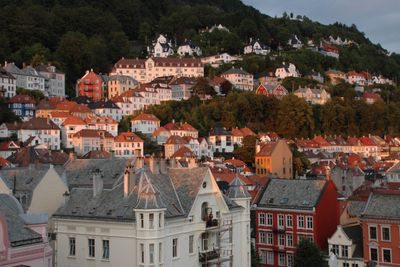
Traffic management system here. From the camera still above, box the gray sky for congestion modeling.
[243,0,400,53]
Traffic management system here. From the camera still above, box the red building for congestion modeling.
[76,69,103,101]
[361,192,400,266]
[254,178,339,267]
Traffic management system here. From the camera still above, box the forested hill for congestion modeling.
[1,0,399,96]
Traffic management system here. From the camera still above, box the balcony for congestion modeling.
[199,249,220,263]
[273,226,286,233]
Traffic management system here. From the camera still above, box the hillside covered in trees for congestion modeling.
[1,0,400,96]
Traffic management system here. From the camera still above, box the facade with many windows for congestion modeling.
[53,160,251,267]
[361,192,400,266]
[255,179,339,267]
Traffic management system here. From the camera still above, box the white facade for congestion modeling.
[0,68,16,98]
[60,121,87,149]
[177,43,202,57]
[275,63,300,79]
[4,63,45,92]
[209,134,234,154]
[131,118,160,135]
[148,34,174,58]
[37,65,65,97]
[243,40,270,55]
[201,53,240,68]
[221,68,254,91]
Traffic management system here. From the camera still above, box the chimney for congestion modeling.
[92,168,103,197]
[110,150,115,159]
[124,164,135,198]
[159,158,167,174]
[135,157,144,169]
[188,157,197,169]
[63,191,70,205]
[148,156,160,174]
[69,152,76,161]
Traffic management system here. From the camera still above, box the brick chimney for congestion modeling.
[148,156,160,174]
[92,168,103,197]
[124,164,135,198]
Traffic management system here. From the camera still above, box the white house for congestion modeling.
[221,67,254,91]
[131,113,161,135]
[89,99,122,122]
[36,64,66,97]
[177,40,202,57]
[0,122,20,139]
[148,34,174,58]
[4,62,45,92]
[52,160,251,267]
[243,39,270,55]
[328,225,364,267]
[19,117,61,150]
[287,35,303,49]
[113,132,144,158]
[84,116,118,137]
[275,62,300,79]
[60,116,87,149]
[201,53,241,68]
[0,67,16,98]
[208,126,234,154]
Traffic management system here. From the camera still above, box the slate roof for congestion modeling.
[89,99,120,110]
[80,150,111,159]
[9,94,36,104]
[227,175,251,199]
[361,192,400,220]
[342,225,363,258]
[0,194,43,247]
[222,67,251,76]
[21,118,59,130]
[256,179,327,210]
[64,158,132,190]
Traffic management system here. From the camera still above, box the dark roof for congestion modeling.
[256,179,327,210]
[72,96,94,105]
[222,67,251,76]
[80,150,111,159]
[0,67,15,80]
[7,147,68,167]
[0,194,43,247]
[361,192,400,220]
[89,99,120,110]
[21,118,59,130]
[209,125,231,136]
[227,175,251,199]
[342,225,363,258]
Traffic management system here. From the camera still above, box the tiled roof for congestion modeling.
[132,113,160,122]
[114,132,143,143]
[61,116,86,126]
[73,129,113,139]
[9,94,35,104]
[362,192,400,220]
[115,58,146,68]
[256,179,328,210]
[84,116,117,124]
[165,135,188,145]
[21,117,60,130]
[256,141,279,157]
[89,99,120,110]
[7,147,68,167]
[171,146,195,158]
[222,67,251,76]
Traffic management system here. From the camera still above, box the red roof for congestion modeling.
[21,117,60,130]
[61,116,86,126]
[9,94,35,104]
[313,135,331,147]
[114,132,143,142]
[224,158,246,167]
[0,157,12,168]
[165,135,188,145]
[0,141,19,151]
[358,136,377,146]
[73,129,113,138]
[171,146,195,158]
[84,116,117,125]
[255,84,270,96]
[132,113,160,122]
[363,92,382,101]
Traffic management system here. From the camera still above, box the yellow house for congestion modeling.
[255,139,293,179]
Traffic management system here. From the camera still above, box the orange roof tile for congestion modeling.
[132,113,160,122]
[61,116,86,126]
[171,146,195,158]
[114,132,143,142]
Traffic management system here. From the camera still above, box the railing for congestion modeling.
[199,249,220,263]
[206,218,219,228]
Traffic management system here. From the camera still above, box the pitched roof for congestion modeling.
[342,225,363,258]
[361,192,400,220]
[84,116,117,125]
[89,99,120,110]
[61,116,86,126]
[114,132,143,143]
[73,129,113,139]
[7,147,68,167]
[256,179,328,210]
[165,135,188,145]
[80,150,111,159]
[132,113,160,122]
[256,141,279,157]
[222,67,251,76]
[171,146,195,158]
[21,117,60,130]
[9,94,36,104]
[227,175,251,199]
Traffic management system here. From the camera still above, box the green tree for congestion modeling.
[294,239,327,267]
[290,144,310,177]
[233,135,257,166]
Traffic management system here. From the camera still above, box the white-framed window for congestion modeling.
[88,238,95,258]
[69,237,76,256]
[306,216,313,229]
[382,248,391,263]
[172,238,178,258]
[370,247,378,262]
[287,253,294,267]
[332,244,339,256]
[149,243,155,264]
[140,243,145,263]
[102,240,110,260]
[259,249,267,264]
[267,232,273,245]
[259,231,266,244]
[259,213,266,225]
[189,235,194,254]
[278,253,285,266]
[286,233,293,247]
[381,226,391,241]
[267,250,274,265]
[158,243,162,263]
[267,213,273,226]
[341,245,348,258]
[278,214,285,227]
[369,225,377,240]
[286,215,293,228]
[297,216,305,229]
[278,234,285,246]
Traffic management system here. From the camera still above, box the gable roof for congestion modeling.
[114,132,143,143]
[171,146,195,158]
[222,67,251,76]
[132,113,160,122]
[256,178,328,210]
[361,192,400,220]
[21,118,59,130]
[9,95,36,104]
[73,129,113,139]
[7,147,68,167]
[165,135,188,145]
[61,116,86,126]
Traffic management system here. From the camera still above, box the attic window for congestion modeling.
[302,200,309,205]
[268,198,274,204]
[25,177,34,184]
[106,209,113,215]
[280,198,288,204]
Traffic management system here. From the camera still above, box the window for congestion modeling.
[306,216,313,229]
[88,239,95,258]
[278,234,285,246]
[267,251,274,264]
[159,213,163,228]
[140,243,145,263]
[140,213,144,228]
[102,240,110,259]
[189,235,194,253]
[286,215,293,228]
[286,233,293,247]
[383,248,391,263]
[369,225,377,240]
[287,254,294,267]
[278,253,285,266]
[149,213,154,229]
[159,243,162,263]
[332,244,339,256]
[382,226,390,241]
[259,250,267,264]
[342,245,348,258]
[297,216,305,228]
[267,232,273,245]
[202,233,208,251]
[278,214,285,227]
[259,231,266,244]
[172,238,178,258]
[259,213,266,225]
[370,247,378,261]
[352,264,358,267]
[343,263,349,267]
[267,213,273,226]
[149,244,155,264]
[69,237,76,256]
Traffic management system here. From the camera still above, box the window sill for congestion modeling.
[67,256,76,259]
[172,257,180,261]
[86,257,95,261]
[101,259,110,262]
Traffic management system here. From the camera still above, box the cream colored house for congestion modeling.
[294,87,331,105]
[221,67,254,91]
[53,159,251,267]
[71,129,114,156]
[107,74,139,98]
